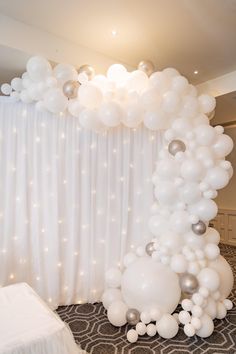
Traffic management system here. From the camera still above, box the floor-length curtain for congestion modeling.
[0,97,163,308]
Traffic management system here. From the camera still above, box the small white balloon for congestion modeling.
[212,134,234,158]
[146,323,157,337]
[216,302,227,319]
[156,314,179,339]
[223,299,233,311]
[170,254,188,273]
[198,267,220,292]
[184,323,196,337]
[181,159,203,182]
[53,63,78,85]
[102,288,122,310]
[204,243,220,260]
[27,56,52,82]
[1,83,12,95]
[182,299,193,312]
[179,310,191,325]
[99,101,123,127]
[107,64,127,83]
[11,78,23,92]
[198,94,216,114]
[127,329,138,343]
[136,322,147,335]
[105,267,122,288]
[43,88,68,113]
[196,314,214,338]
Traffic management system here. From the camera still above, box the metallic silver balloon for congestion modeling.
[179,273,199,295]
[191,220,207,235]
[145,242,155,256]
[78,64,95,80]
[63,80,80,99]
[168,140,186,156]
[138,60,155,77]
[126,308,140,325]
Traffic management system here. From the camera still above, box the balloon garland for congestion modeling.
[1,57,234,342]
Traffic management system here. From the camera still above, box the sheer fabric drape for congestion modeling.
[0,97,163,308]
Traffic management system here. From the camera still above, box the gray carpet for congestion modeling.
[57,244,236,354]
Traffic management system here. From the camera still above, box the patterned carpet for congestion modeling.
[57,244,236,354]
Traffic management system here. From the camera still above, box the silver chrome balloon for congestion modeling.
[145,242,155,256]
[63,80,80,99]
[168,140,186,156]
[126,308,140,325]
[179,273,199,294]
[78,64,95,80]
[138,60,155,77]
[192,220,207,235]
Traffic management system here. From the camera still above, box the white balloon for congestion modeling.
[204,243,220,260]
[44,88,68,113]
[127,329,138,343]
[195,124,216,146]
[141,89,161,109]
[170,211,191,233]
[198,267,220,292]
[160,231,184,253]
[172,118,193,135]
[184,323,196,337]
[171,75,188,94]
[53,63,77,85]
[150,308,162,321]
[156,314,179,339]
[184,231,205,250]
[216,302,227,319]
[156,158,179,179]
[149,71,169,92]
[212,134,234,158]
[179,310,191,325]
[209,256,234,299]
[163,67,180,78]
[146,323,157,337]
[107,301,128,327]
[179,182,201,204]
[181,159,203,182]
[182,299,193,311]
[78,83,103,109]
[136,322,146,335]
[26,56,51,82]
[121,257,181,313]
[99,101,123,127]
[204,297,217,319]
[11,78,23,92]
[122,102,144,128]
[140,311,151,324]
[162,91,180,113]
[1,83,12,95]
[68,99,84,117]
[105,267,122,288]
[20,90,33,104]
[79,109,105,132]
[170,254,188,273]
[196,314,214,338]
[143,110,168,130]
[102,288,122,309]
[181,96,199,118]
[107,64,127,84]
[223,299,233,310]
[198,94,216,114]
[189,199,218,222]
[127,70,149,94]
[123,252,137,267]
[154,181,177,205]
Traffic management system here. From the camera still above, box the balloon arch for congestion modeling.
[1,57,234,342]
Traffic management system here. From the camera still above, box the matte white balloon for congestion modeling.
[78,83,103,109]
[181,159,203,182]
[198,267,220,292]
[209,256,234,299]
[99,101,123,127]
[105,267,122,288]
[198,94,216,114]
[107,301,128,327]
[102,288,122,310]
[27,56,52,82]
[196,314,214,338]
[11,78,23,92]
[43,88,68,113]
[53,63,77,85]
[212,134,234,158]
[156,314,179,339]
[180,182,201,204]
[1,83,12,95]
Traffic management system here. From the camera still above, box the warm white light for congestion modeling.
[194,70,198,75]
[111,29,118,37]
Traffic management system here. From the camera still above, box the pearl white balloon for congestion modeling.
[171,75,188,94]
[127,70,149,94]
[148,215,167,236]
[102,288,122,310]
[179,310,191,325]
[198,94,216,114]
[198,267,220,292]
[184,323,196,337]
[136,322,146,335]
[209,256,234,299]
[172,118,193,136]
[27,56,52,82]
[1,83,12,95]
[107,64,127,84]
[182,299,193,312]
[99,101,123,127]
[107,301,128,327]
[78,83,103,109]
[43,88,68,113]
[170,254,188,273]
[181,159,203,182]
[179,182,201,204]
[189,199,218,222]
[122,102,144,128]
[162,91,180,113]
[68,99,84,117]
[143,110,168,130]
[140,311,151,324]
[212,134,234,158]
[196,314,214,338]
[105,267,122,288]
[204,243,220,260]
[11,78,23,92]
[146,323,157,337]
[127,329,138,343]
[121,257,181,313]
[223,299,233,310]
[205,166,229,190]
[205,228,220,244]
[53,63,77,85]
[149,72,169,92]
[156,314,179,339]
[191,317,201,330]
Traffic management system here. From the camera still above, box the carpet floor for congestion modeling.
[57,244,236,354]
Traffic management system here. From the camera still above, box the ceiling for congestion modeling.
[0,0,236,85]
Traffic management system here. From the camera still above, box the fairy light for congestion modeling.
[9,274,15,280]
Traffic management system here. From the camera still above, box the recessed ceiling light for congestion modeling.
[194,70,198,75]
[111,29,118,37]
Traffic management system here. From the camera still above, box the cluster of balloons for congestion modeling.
[1,56,218,133]
[1,56,234,342]
[101,64,234,342]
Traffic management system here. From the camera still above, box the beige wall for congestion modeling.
[216,127,236,210]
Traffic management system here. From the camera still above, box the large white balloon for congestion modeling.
[156,158,179,179]
[205,166,229,190]
[154,181,177,205]
[105,267,122,288]
[189,199,218,222]
[179,182,201,204]
[102,288,123,310]
[107,64,127,84]
[156,314,179,339]
[209,256,234,299]
[198,267,220,292]
[107,301,128,327]
[121,257,181,313]
[26,56,52,82]
[212,134,234,158]
[78,83,103,109]
[196,314,214,338]
[170,211,191,233]
[181,159,203,182]
[99,101,123,127]
[127,70,149,94]
[148,215,167,237]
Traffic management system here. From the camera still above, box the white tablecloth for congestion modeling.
[0,283,85,354]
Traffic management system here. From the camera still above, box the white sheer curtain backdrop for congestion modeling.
[0,97,163,308]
